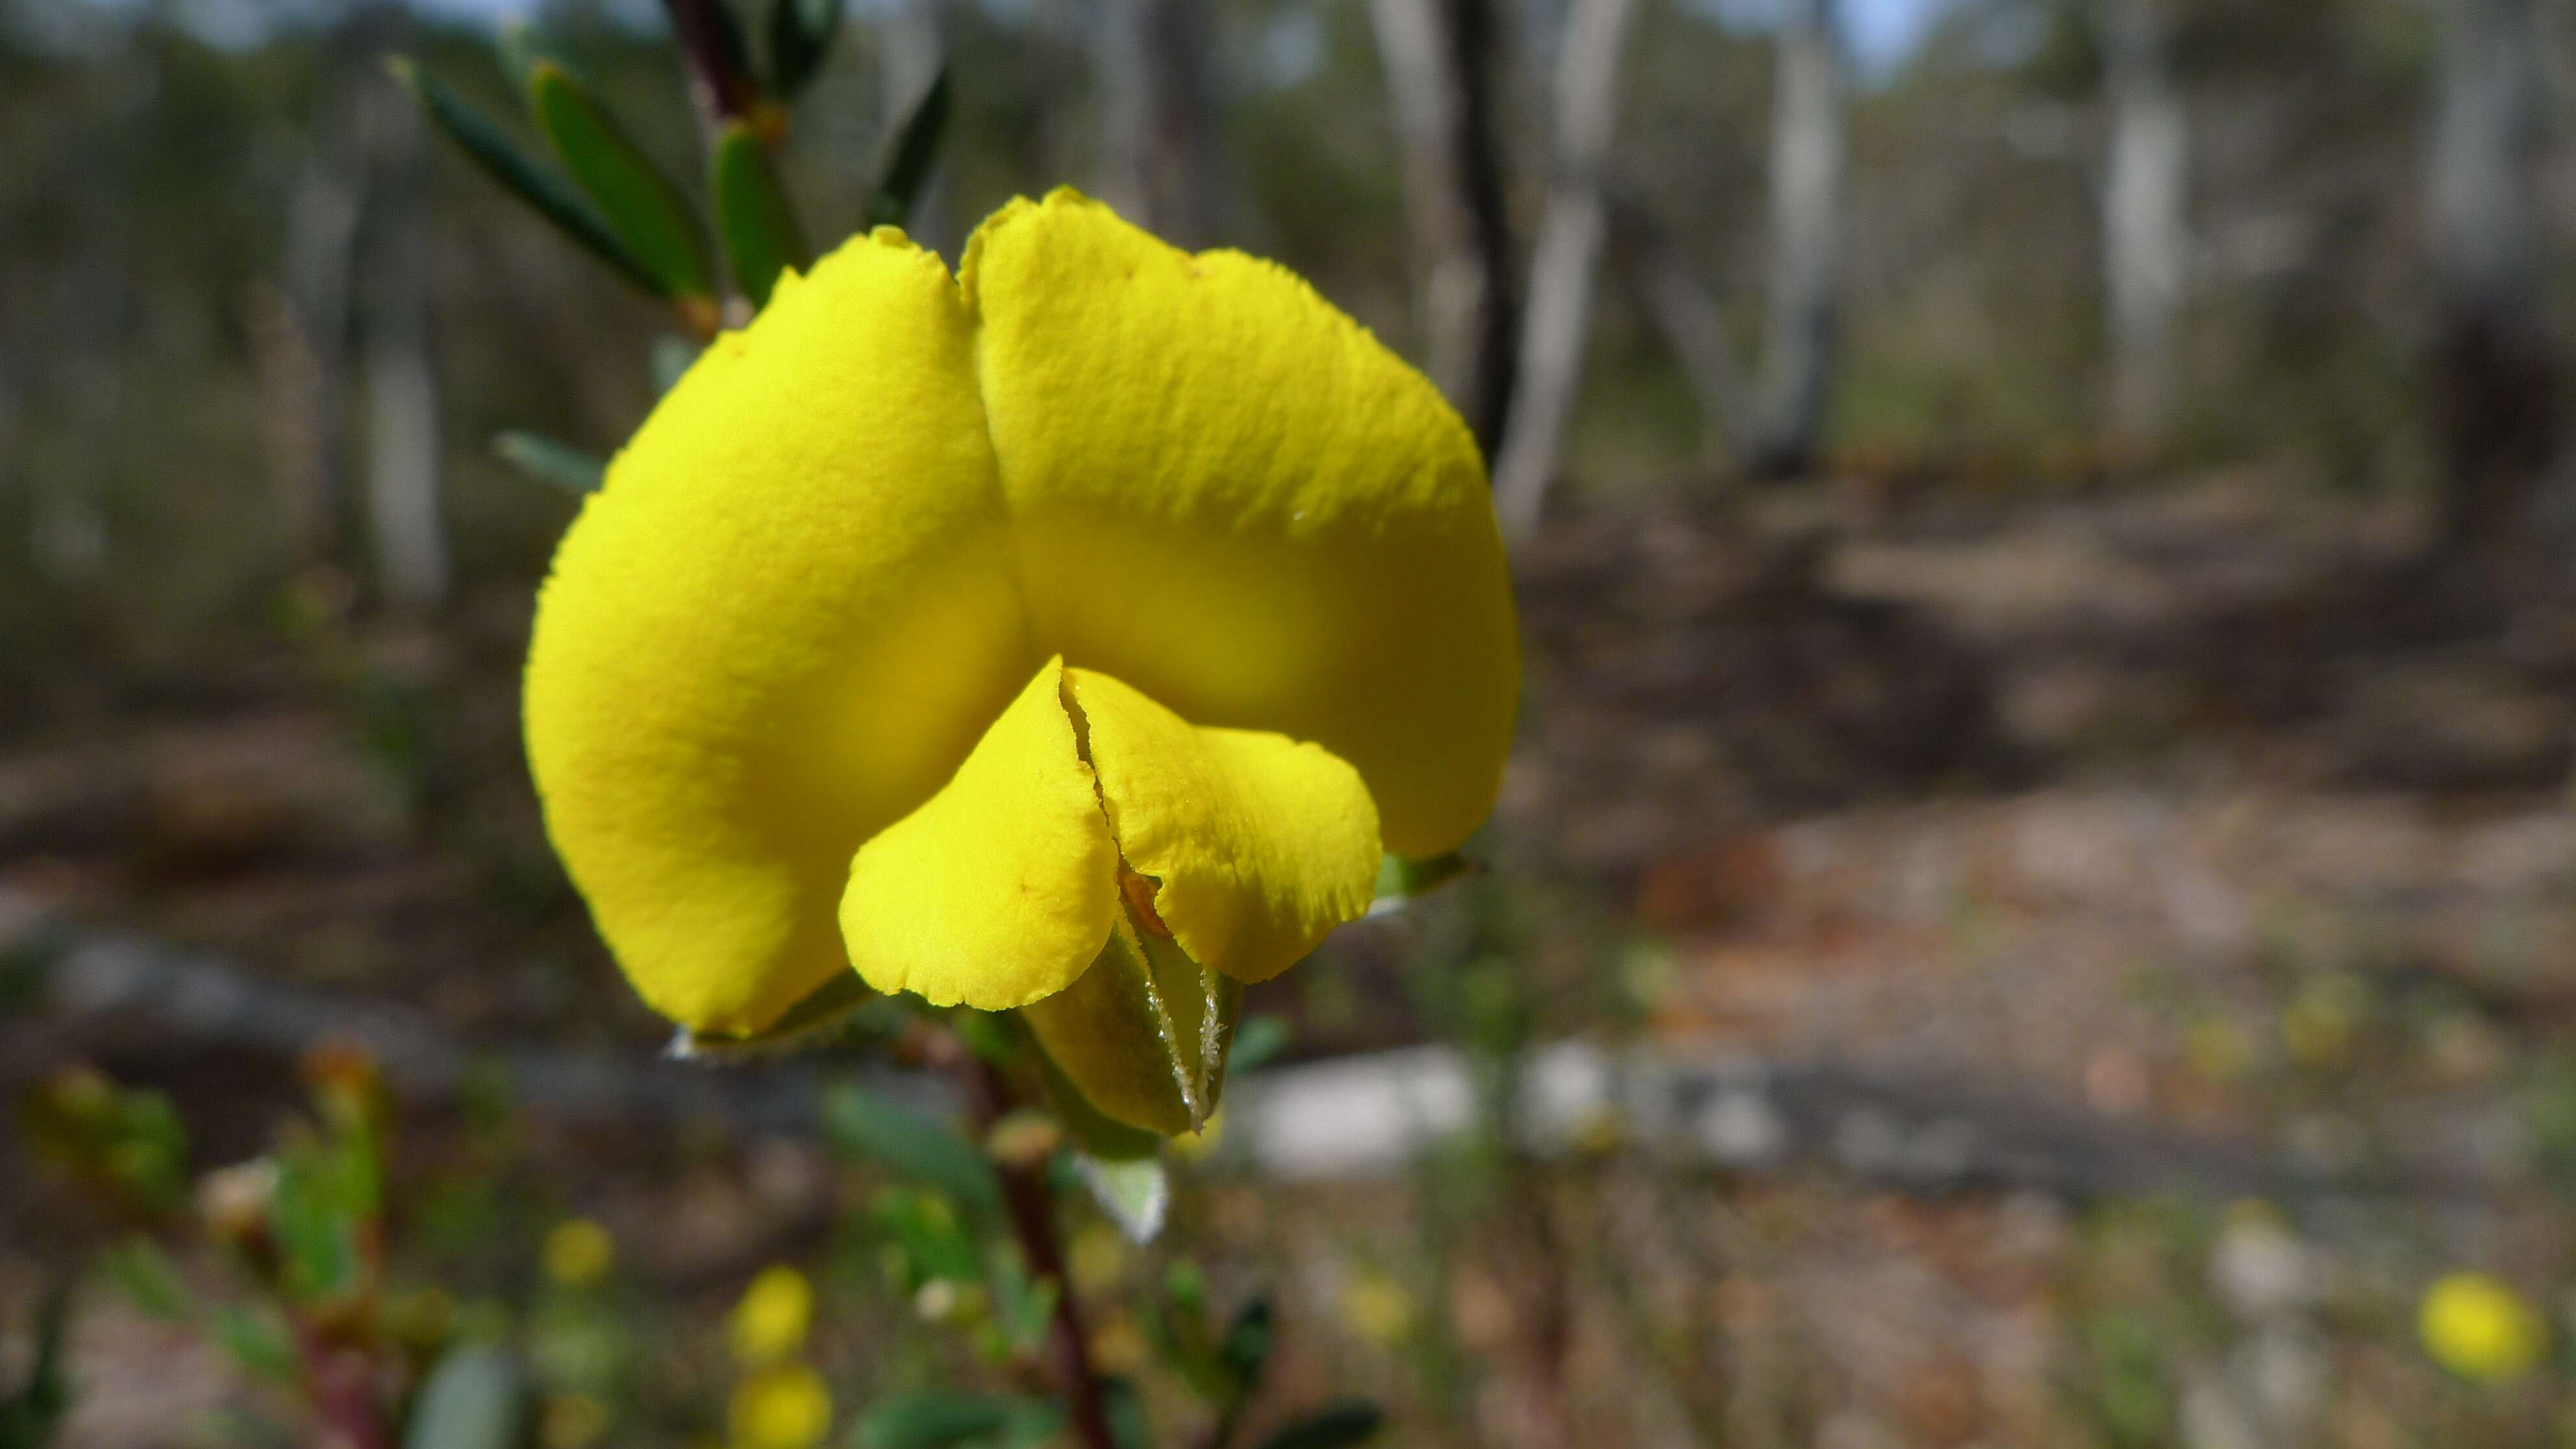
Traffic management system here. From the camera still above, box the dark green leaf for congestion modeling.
[402,1345,529,1449]
[1227,1013,1292,1073]
[1102,1377,1152,1449]
[710,120,807,308]
[867,68,950,229]
[854,1389,1061,1449]
[388,58,663,299]
[821,1085,999,1212]
[765,0,845,97]
[668,972,889,1061]
[0,1277,74,1448]
[527,61,715,304]
[97,1237,190,1322]
[491,430,605,495]
[1255,1402,1384,1449]
[1219,1296,1273,1391]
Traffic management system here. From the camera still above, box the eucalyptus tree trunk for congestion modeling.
[1748,0,1845,478]
[2098,0,2188,443]
[1491,0,1642,539]
[356,74,450,611]
[269,130,363,567]
[1367,0,1518,453]
[2428,0,2557,553]
[1097,0,1243,249]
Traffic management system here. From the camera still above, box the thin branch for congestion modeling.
[942,1039,1120,1449]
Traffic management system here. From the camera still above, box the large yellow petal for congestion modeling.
[524,231,1032,1034]
[839,659,1118,1008]
[1064,667,1380,983]
[961,190,1520,859]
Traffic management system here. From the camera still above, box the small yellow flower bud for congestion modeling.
[730,1265,814,1366]
[2421,1271,2545,1383]
[728,1362,831,1449]
[543,1219,615,1289]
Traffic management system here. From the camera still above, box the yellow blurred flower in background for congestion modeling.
[1341,1269,1417,1346]
[730,1265,814,1367]
[728,1361,831,1449]
[543,1218,615,1289]
[2420,1271,2545,1383]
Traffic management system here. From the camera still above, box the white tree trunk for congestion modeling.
[1750,0,1845,477]
[1368,0,1517,450]
[358,75,449,611]
[1491,0,1642,539]
[2099,0,2189,441]
[2428,0,2557,549]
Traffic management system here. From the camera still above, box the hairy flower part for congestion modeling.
[525,190,1518,1129]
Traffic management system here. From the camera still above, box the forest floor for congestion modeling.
[8,473,2575,1446]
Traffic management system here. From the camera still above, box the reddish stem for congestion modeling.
[943,1036,1121,1449]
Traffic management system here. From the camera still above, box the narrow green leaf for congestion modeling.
[666,972,895,1061]
[402,1345,528,1449]
[491,430,606,495]
[1074,1154,1167,1246]
[855,1390,1061,1449]
[821,1085,1000,1211]
[97,1237,190,1322]
[710,120,807,307]
[0,1277,75,1443]
[527,61,715,304]
[765,0,845,97]
[1255,1402,1385,1449]
[867,68,950,229]
[388,58,663,299]
[1219,1296,1273,1391]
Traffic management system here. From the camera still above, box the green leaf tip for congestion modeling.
[393,55,666,299]
[711,119,808,308]
[867,66,950,229]
[766,0,847,98]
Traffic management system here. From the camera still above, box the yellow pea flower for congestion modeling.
[728,1361,832,1449]
[2420,1271,2546,1383]
[730,1265,813,1366]
[526,190,1518,1131]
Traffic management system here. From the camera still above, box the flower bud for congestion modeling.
[1020,907,1239,1137]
